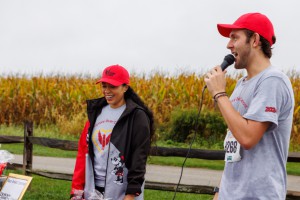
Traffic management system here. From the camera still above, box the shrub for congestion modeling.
[166,108,227,147]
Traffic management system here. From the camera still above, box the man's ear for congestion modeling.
[252,33,261,47]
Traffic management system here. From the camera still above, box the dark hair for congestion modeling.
[244,29,276,58]
[124,86,156,145]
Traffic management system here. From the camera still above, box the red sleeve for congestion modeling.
[70,121,90,195]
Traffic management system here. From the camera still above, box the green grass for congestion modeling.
[144,190,213,200]
[2,169,213,200]
[286,162,300,176]
[0,124,79,140]
[1,143,77,158]
[154,140,224,150]
[3,169,71,200]
[148,156,225,170]
[0,124,78,158]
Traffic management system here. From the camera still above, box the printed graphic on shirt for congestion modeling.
[104,143,129,199]
[92,117,118,154]
[231,97,248,109]
[111,153,125,185]
[265,106,277,113]
[92,128,112,153]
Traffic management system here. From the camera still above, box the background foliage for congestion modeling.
[164,108,227,148]
[0,71,299,148]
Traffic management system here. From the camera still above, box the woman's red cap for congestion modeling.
[96,65,130,86]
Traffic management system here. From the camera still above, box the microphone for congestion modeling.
[203,54,235,89]
[220,54,235,71]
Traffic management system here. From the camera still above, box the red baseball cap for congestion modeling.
[96,64,130,86]
[217,13,275,46]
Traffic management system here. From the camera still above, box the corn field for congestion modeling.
[0,72,299,147]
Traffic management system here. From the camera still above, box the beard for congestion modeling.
[234,43,251,69]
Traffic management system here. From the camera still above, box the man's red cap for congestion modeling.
[96,64,130,86]
[217,13,275,46]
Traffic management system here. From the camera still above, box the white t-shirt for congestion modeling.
[91,104,126,187]
[219,66,294,200]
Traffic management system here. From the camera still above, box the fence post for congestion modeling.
[23,121,33,176]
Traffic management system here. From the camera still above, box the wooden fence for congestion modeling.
[1,121,300,199]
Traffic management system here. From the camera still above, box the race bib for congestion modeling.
[224,130,242,162]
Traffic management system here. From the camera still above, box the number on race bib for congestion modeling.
[224,130,242,162]
[225,141,238,153]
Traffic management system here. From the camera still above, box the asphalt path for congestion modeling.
[12,155,300,193]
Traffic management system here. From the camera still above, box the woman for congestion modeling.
[70,65,155,200]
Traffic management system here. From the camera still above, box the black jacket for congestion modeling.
[71,97,150,199]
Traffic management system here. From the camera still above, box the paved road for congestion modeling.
[13,155,300,192]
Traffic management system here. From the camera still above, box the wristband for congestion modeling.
[213,92,227,102]
[213,92,226,99]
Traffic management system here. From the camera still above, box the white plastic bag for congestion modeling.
[0,150,14,164]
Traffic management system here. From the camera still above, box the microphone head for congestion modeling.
[224,54,235,65]
[221,54,235,71]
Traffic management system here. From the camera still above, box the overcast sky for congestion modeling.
[0,0,300,77]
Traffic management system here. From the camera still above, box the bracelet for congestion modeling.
[213,92,227,102]
[213,92,226,100]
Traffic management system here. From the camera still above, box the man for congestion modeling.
[204,13,294,199]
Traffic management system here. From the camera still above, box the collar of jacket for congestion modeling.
[85,97,145,162]
[86,97,143,125]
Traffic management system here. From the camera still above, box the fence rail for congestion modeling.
[1,135,300,162]
[1,121,300,198]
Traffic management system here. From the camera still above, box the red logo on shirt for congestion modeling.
[265,107,277,113]
[98,130,111,150]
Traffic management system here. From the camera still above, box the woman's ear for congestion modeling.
[123,85,129,92]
